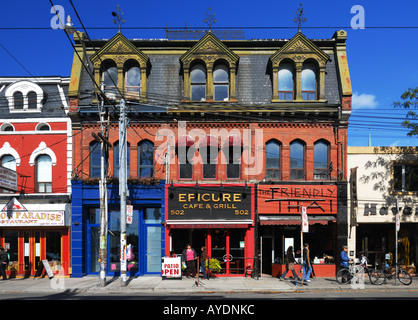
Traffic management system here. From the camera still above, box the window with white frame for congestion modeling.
[35,155,52,193]
[5,81,44,112]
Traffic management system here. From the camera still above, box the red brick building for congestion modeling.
[0,77,71,277]
[68,27,351,277]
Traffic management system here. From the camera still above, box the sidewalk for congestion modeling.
[0,274,417,295]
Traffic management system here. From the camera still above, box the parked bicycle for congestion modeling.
[374,264,412,286]
[336,256,385,285]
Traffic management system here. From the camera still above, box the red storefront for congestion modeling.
[257,184,338,277]
[164,183,255,276]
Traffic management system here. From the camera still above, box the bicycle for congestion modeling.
[378,264,412,286]
[336,256,385,285]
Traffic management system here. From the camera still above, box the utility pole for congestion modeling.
[94,82,112,287]
[119,98,128,286]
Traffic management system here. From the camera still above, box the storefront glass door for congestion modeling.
[211,229,227,274]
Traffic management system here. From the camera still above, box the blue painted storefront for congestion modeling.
[71,180,165,277]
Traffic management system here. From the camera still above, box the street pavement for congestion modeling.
[0,274,417,295]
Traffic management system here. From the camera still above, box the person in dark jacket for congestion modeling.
[181,244,197,278]
[200,246,208,279]
[0,247,9,280]
[279,246,299,281]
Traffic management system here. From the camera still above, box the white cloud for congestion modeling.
[352,92,378,109]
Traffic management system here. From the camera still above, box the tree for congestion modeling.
[393,87,418,136]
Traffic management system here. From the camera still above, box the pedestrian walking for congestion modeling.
[302,243,312,284]
[200,246,208,279]
[0,246,9,280]
[181,244,197,278]
[279,246,299,281]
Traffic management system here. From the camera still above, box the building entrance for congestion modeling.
[170,228,246,275]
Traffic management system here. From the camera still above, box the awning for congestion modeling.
[259,215,336,226]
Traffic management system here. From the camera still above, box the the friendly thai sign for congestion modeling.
[257,185,337,214]
[166,184,253,221]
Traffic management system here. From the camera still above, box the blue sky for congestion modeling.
[0,0,417,147]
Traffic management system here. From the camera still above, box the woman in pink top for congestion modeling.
[181,244,197,278]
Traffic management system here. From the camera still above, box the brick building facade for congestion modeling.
[68,27,351,277]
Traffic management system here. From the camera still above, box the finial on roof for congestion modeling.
[112,4,126,32]
[203,6,217,31]
[293,3,307,32]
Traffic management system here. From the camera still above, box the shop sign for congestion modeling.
[167,184,252,221]
[362,203,418,217]
[301,207,309,232]
[0,210,65,226]
[0,166,17,192]
[162,257,182,278]
[257,185,337,214]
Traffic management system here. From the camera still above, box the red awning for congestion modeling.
[259,215,336,226]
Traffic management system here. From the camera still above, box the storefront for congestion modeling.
[0,197,70,278]
[353,200,417,275]
[164,183,255,276]
[347,146,418,276]
[71,180,165,277]
[257,184,338,277]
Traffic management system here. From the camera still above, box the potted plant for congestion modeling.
[206,258,222,273]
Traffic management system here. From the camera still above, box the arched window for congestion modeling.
[90,141,102,178]
[290,140,305,180]
[36,123,50,131]
[1,155,16,171]
[28,91,37,109]
[266,140,281,180]
[125,60,141,98]
[114,141,131,179]
[213,64,229,101]
[138,140,154,178]
[13,92,24,109]
[301,63,317,100]
[36,155,52,193]
[102,61,118,97]
[190,64,206,101]
[278,63,294,100]
[1,123,14,131]
[314,140,329,180]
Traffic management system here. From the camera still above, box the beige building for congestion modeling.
[348,146,418,271]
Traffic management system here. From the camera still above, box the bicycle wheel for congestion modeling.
[336,268,352,284]
[397,268,412,285]
[369,270,386,285]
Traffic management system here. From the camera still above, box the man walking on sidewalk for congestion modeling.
[0,247,9,280]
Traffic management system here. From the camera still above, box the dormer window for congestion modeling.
[278,63,294,100]
[190,64,206,101]
[125,60,141,99]
[5,80,44,112]
[301,62,317,100]
[13,92,24,109]
[213,64,229,101]
[102,60,118,98]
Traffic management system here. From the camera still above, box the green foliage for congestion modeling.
[393,87,418,136]
[205,258,222,273]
